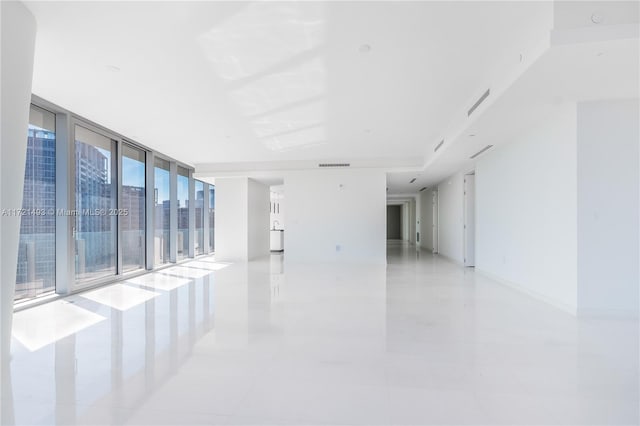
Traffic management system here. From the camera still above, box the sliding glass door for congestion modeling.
[121,144,146,272]
[74,124,117,283]
[154,158,171,265]
[15,105,57,301]
[209,186,215,253]
[14,98,204,304]
[177,167,190,260]
[195,180,204,255]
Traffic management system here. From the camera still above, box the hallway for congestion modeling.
[3,244,638,425]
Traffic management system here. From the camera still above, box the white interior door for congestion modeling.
[432,190,438,254]
[464,174,476,266]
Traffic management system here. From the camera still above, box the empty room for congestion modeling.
[1,1,638,425]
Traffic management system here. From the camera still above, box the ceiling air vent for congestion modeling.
[318,163,350,168]
[419,187,427,192]
[409,178,417,184]
[468,88,490,117]
[470,145,494,159]
[434,139,444,152]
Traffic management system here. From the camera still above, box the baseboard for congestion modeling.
[475,268,578,316]
[435,252,465,267]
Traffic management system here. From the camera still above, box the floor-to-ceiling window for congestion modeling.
[195,180,204,255]
[121,144,146,272]
[14,97,201,302]
[177,166,190,260]
[74,124,117,283]
[209,185,215,253]
[154,158,171,265]
[14,105,57,302]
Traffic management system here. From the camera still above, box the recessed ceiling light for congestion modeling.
[409,178,417,184]
[596,52,605,57]
[469,134,476,137]
[364,129,371,133]
[105,65,121,72]
[359,44,372,53]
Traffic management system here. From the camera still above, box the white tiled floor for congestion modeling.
[79,284,160,311]
[3,242,638,425]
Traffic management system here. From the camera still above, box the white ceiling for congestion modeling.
[387,32,639,193]
[26,2,552,171]
[24,1,637,195]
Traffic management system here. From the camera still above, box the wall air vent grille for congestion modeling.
[434,139,444,152]
[470,145,494,159]
[318,163,350,168]
[468,88,490,116]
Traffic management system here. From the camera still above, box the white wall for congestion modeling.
[475,104,578,313]
[247,179,270,260]
[577,99,639,317]
[284,169,386,264]
[419,190,434,251]
[1,1,36,371]
[215,177,269,262]
[437,171,465,264]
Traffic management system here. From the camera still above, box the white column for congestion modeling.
[1,0,37,366]
[214,177,249,262]
[247,179,270,259]
[214,177,269,262]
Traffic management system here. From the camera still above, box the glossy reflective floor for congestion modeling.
[3,242,638,425]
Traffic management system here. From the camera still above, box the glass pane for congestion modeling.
[15,105,56,302]
[154,158,171,265]
[75,125,117,282]
[209,186,215,252]
[177,167,189,260]
[195,181,204,255]
[122,145,145,272]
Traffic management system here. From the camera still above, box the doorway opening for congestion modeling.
[386,205,402,240]
[270,185,284,252]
